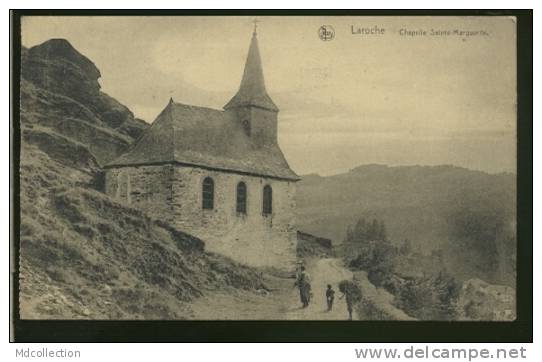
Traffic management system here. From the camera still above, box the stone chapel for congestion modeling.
[104,29,300,270]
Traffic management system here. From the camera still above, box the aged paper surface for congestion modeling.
[18,16,516,320]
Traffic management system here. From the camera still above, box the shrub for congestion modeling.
[394,271,460,320]
[338,279,362,303]
[348,240,397,287]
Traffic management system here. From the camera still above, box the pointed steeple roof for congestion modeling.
[224,31,278,112]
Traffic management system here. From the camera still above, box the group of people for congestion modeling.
[293,266,357,320]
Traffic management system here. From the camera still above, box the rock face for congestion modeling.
[457,278,516,321]
[18,39,264,319]
[21,38,148,167]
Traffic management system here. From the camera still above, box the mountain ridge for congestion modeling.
[301,163,516,179]
[296,161,516,286]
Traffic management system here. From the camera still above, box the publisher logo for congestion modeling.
[318,25,335,41]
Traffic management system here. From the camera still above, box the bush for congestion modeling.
[338,280,362,303]
[357,297,396,320]
[394,272,460,320]
[348,240,397,287]
[342,218,461,320]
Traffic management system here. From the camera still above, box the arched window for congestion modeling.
[236,182,247,214]
[202,177,214,210]
[262,185,272,215]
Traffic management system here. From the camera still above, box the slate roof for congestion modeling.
[105,101,300,181]
[106,31,298,181]
[224,32,278,112]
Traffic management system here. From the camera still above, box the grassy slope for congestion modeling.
[19,170,264,319]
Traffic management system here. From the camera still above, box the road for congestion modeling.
[285,258,355,320]
[190,258,356,320]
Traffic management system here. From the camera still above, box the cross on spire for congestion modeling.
[223,20,278,112]
[252,18,260,35]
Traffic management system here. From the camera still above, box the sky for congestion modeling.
[21,16,517,176]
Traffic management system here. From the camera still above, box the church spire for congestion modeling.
[224,27,278,112]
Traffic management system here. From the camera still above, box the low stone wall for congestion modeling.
[297,231,332,249]
[296,231,334,258]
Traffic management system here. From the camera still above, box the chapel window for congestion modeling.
[262,185,272,216]
[236,182,247,214]
[202,177,214,210]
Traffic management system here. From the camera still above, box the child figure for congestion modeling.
[326,284,335,311]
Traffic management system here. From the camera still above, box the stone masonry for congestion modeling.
[105,165,297,270]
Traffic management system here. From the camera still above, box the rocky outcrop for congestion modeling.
[22,39,102,101]
[457,278,516,321]
[20,38,148,168]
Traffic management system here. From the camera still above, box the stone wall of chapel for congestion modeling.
[104,165,175,222]
[171,166,297,271]
[104,165,298,271]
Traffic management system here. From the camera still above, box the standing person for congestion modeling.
[339,280,361,320]
[294,265,312,308]
[326,284,335,311]
[303,268,312,306]
[294,266,305,306]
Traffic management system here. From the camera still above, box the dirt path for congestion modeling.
[284,258,355,320]
[190,258,356,320]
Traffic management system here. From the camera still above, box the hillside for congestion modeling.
[21,39,148,166]
[18,39,264,319]
[296,164,516,286]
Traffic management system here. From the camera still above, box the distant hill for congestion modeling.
[296,164,516,285]
[18,39,263,319]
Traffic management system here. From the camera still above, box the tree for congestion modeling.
[399,239,412,255]
[378,220,387,241]
[368,219,379,241]
[347,217,388,242]
[345,225,354,243]
[354,218,367,242]
[395,271,460,320]
[348,238,397,286]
